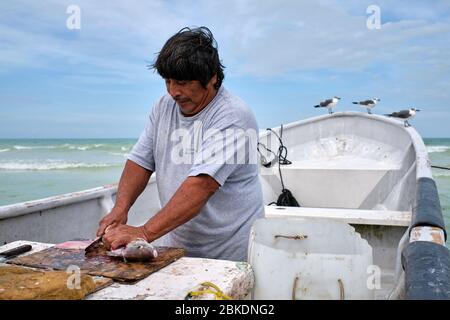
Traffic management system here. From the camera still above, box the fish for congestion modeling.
[107,238,158,262]
[56,240,94,250]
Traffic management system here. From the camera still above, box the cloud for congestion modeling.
[203,1,450,78]
[0,0,449,137]
[0,0,180,83]
[1,0,449,79]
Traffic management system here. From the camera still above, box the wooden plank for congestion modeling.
[8,246,185,283]
[265,206,411,226]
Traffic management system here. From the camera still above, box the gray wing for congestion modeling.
[320,99,333,107]
[360,100,373,105]
[390,110,410,118]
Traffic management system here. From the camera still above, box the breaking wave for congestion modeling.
[427,146,450,153]
[109,152,129,158]
[13,145,55,150]
[8,143,132,152]
[0,161,118,171]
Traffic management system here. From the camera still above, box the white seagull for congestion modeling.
[314,96,341,114]
[385,108,421,127]
[352,98,380,114]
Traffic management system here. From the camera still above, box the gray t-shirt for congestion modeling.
[128,86,264,261]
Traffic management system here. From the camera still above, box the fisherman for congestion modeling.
[97,27,264,261]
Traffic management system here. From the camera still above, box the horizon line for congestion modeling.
[1,136,450,140]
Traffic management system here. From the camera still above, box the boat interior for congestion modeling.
[257,114,417,298]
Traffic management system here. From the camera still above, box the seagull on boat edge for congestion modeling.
[352,98,380,114]
[385,108,420,127]
[314,97,341,114]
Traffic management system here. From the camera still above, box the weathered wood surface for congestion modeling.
[8,244,185,283]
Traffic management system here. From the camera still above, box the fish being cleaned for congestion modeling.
[107,239,158,262]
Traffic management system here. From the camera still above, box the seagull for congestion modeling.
[352,98,380,114]
[314,97,341,114]
[385,108,421,127]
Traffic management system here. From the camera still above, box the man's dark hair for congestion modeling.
[151,26,225,90]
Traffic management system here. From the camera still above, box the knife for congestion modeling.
[84,235,103,255]
[0,244,32,263]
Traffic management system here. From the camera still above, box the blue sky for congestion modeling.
[1,0,449,138]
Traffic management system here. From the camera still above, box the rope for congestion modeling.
[186,281,233,300]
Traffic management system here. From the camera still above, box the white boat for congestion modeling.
[1,111,449,299]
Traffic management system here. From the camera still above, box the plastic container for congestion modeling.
[248,218,374,300]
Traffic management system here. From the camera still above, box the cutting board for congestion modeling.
[7,242,185,283]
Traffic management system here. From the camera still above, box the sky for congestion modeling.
[0,0,449,138]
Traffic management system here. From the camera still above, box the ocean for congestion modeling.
[0,139,134,206]
[0,138,449,244]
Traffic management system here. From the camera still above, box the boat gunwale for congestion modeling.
[0,176,157,220]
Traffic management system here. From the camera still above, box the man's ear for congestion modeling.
[210,74,218,88]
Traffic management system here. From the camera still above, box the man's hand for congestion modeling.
[96,207,128,237]
[102,225,148,250]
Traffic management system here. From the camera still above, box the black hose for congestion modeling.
[431,165,450,171]
[264,125,300,207]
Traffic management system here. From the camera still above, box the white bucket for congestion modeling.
[248,218,374,300]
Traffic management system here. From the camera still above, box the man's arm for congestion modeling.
[103,174,219,249]
[142,174,220,241]
[97,159,152,236]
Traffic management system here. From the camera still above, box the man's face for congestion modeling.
[165,75,217,116]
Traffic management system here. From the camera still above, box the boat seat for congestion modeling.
[260,160,403,209]
[265,206,411,227]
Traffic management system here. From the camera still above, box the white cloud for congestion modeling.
[1,0,449,80]
[1,0,449,138]
[202,1,450,78]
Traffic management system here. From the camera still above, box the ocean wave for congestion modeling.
[0,148,10,153]
[109,152,129,158]
[10,143,129,152]
[68,144,106,151]
[427,146,450,153]
[433,171,450,178]
[0,161,117,171]
[14,145,53,150]
[69,146,90,151]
